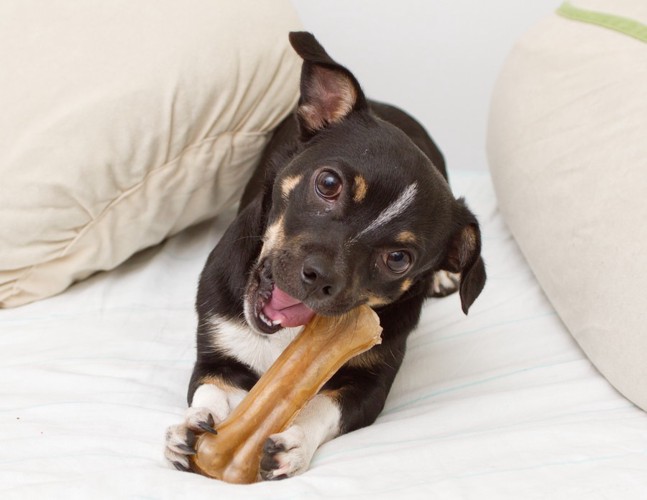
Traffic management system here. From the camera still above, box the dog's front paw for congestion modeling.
[259,426,313,480]
[164,407,220,472]
[165,383,245,472]
[429,270,460,297]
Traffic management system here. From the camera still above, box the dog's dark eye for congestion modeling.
[383,251,412,274]
[315,170,343,200]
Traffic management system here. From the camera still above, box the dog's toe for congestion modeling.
[259,437,295,481]
[184,407,221,434]
[164,407,224,472]
[429,270,460,297]
[259,438,286,480]
[164,424,197,471]
[172,460,192,472]
[259,427,311,480]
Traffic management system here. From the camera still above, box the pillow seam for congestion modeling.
[557,1,647,43]
[6,130,269,304]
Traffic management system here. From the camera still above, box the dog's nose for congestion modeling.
[301,254,339,299]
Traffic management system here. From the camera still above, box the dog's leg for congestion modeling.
[259,393,341,480]
[257,288,427,480]
[164,378,247,471]
[166,193,267,472]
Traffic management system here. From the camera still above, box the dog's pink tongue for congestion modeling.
[263,286,315,328]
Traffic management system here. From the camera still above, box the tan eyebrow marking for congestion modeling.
[396,231,417,244]
[281,175,303,200]
[353,175,368,203]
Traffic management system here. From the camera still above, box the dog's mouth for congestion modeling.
[247,259,316,334]
[262,285,316,330]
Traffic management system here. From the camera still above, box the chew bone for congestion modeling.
[190,304,382,483]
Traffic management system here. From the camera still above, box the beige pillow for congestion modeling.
[0,0,302,307]
[488,0,647,410]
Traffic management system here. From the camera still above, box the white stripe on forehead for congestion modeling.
[355,182,418,239]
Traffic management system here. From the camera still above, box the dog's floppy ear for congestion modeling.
[289,32,367,139]
[440,200,487,314]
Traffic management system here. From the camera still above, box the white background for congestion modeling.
[291,0,559,171]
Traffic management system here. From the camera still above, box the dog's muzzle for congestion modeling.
[245,258,316,335]
[300,252,343,302]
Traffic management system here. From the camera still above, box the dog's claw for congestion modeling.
[198,422,218,435]
[177,444,197,455]
[173,461,192,472]
[263,437,285,456]
[185,429,196,447]
[260,437,294,481]
[197,414,217,434]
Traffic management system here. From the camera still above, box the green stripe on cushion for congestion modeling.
[557,1,647,43]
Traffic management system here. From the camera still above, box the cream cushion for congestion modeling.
[488,0,647,410]
[0,0,302,307]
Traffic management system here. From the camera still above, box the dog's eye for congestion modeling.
[383,251,412,274]
[315,170,343,200]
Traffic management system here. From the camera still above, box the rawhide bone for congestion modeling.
[190,304,382,483]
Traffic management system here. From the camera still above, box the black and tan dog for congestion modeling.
[165,32,486,480]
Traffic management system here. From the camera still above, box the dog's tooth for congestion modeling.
[272,319,282,326]
[259,312,273,328]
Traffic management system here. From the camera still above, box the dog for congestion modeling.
[164,32,486,480]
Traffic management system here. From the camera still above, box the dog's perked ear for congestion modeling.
[289,31,368,139]
[440,200,487,314]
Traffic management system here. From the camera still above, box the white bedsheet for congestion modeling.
[2,170,646,499]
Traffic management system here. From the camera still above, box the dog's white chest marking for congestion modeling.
[208,316,302,375]
[354,182,418,239]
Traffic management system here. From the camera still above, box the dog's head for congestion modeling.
[244,32,485,334]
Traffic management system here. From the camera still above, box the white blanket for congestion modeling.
[2,171,646,499]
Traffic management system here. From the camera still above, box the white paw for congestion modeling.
[164,407,220,472]
[259,425,313,480]
[430,270,460,297]
[164,384,245,472]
